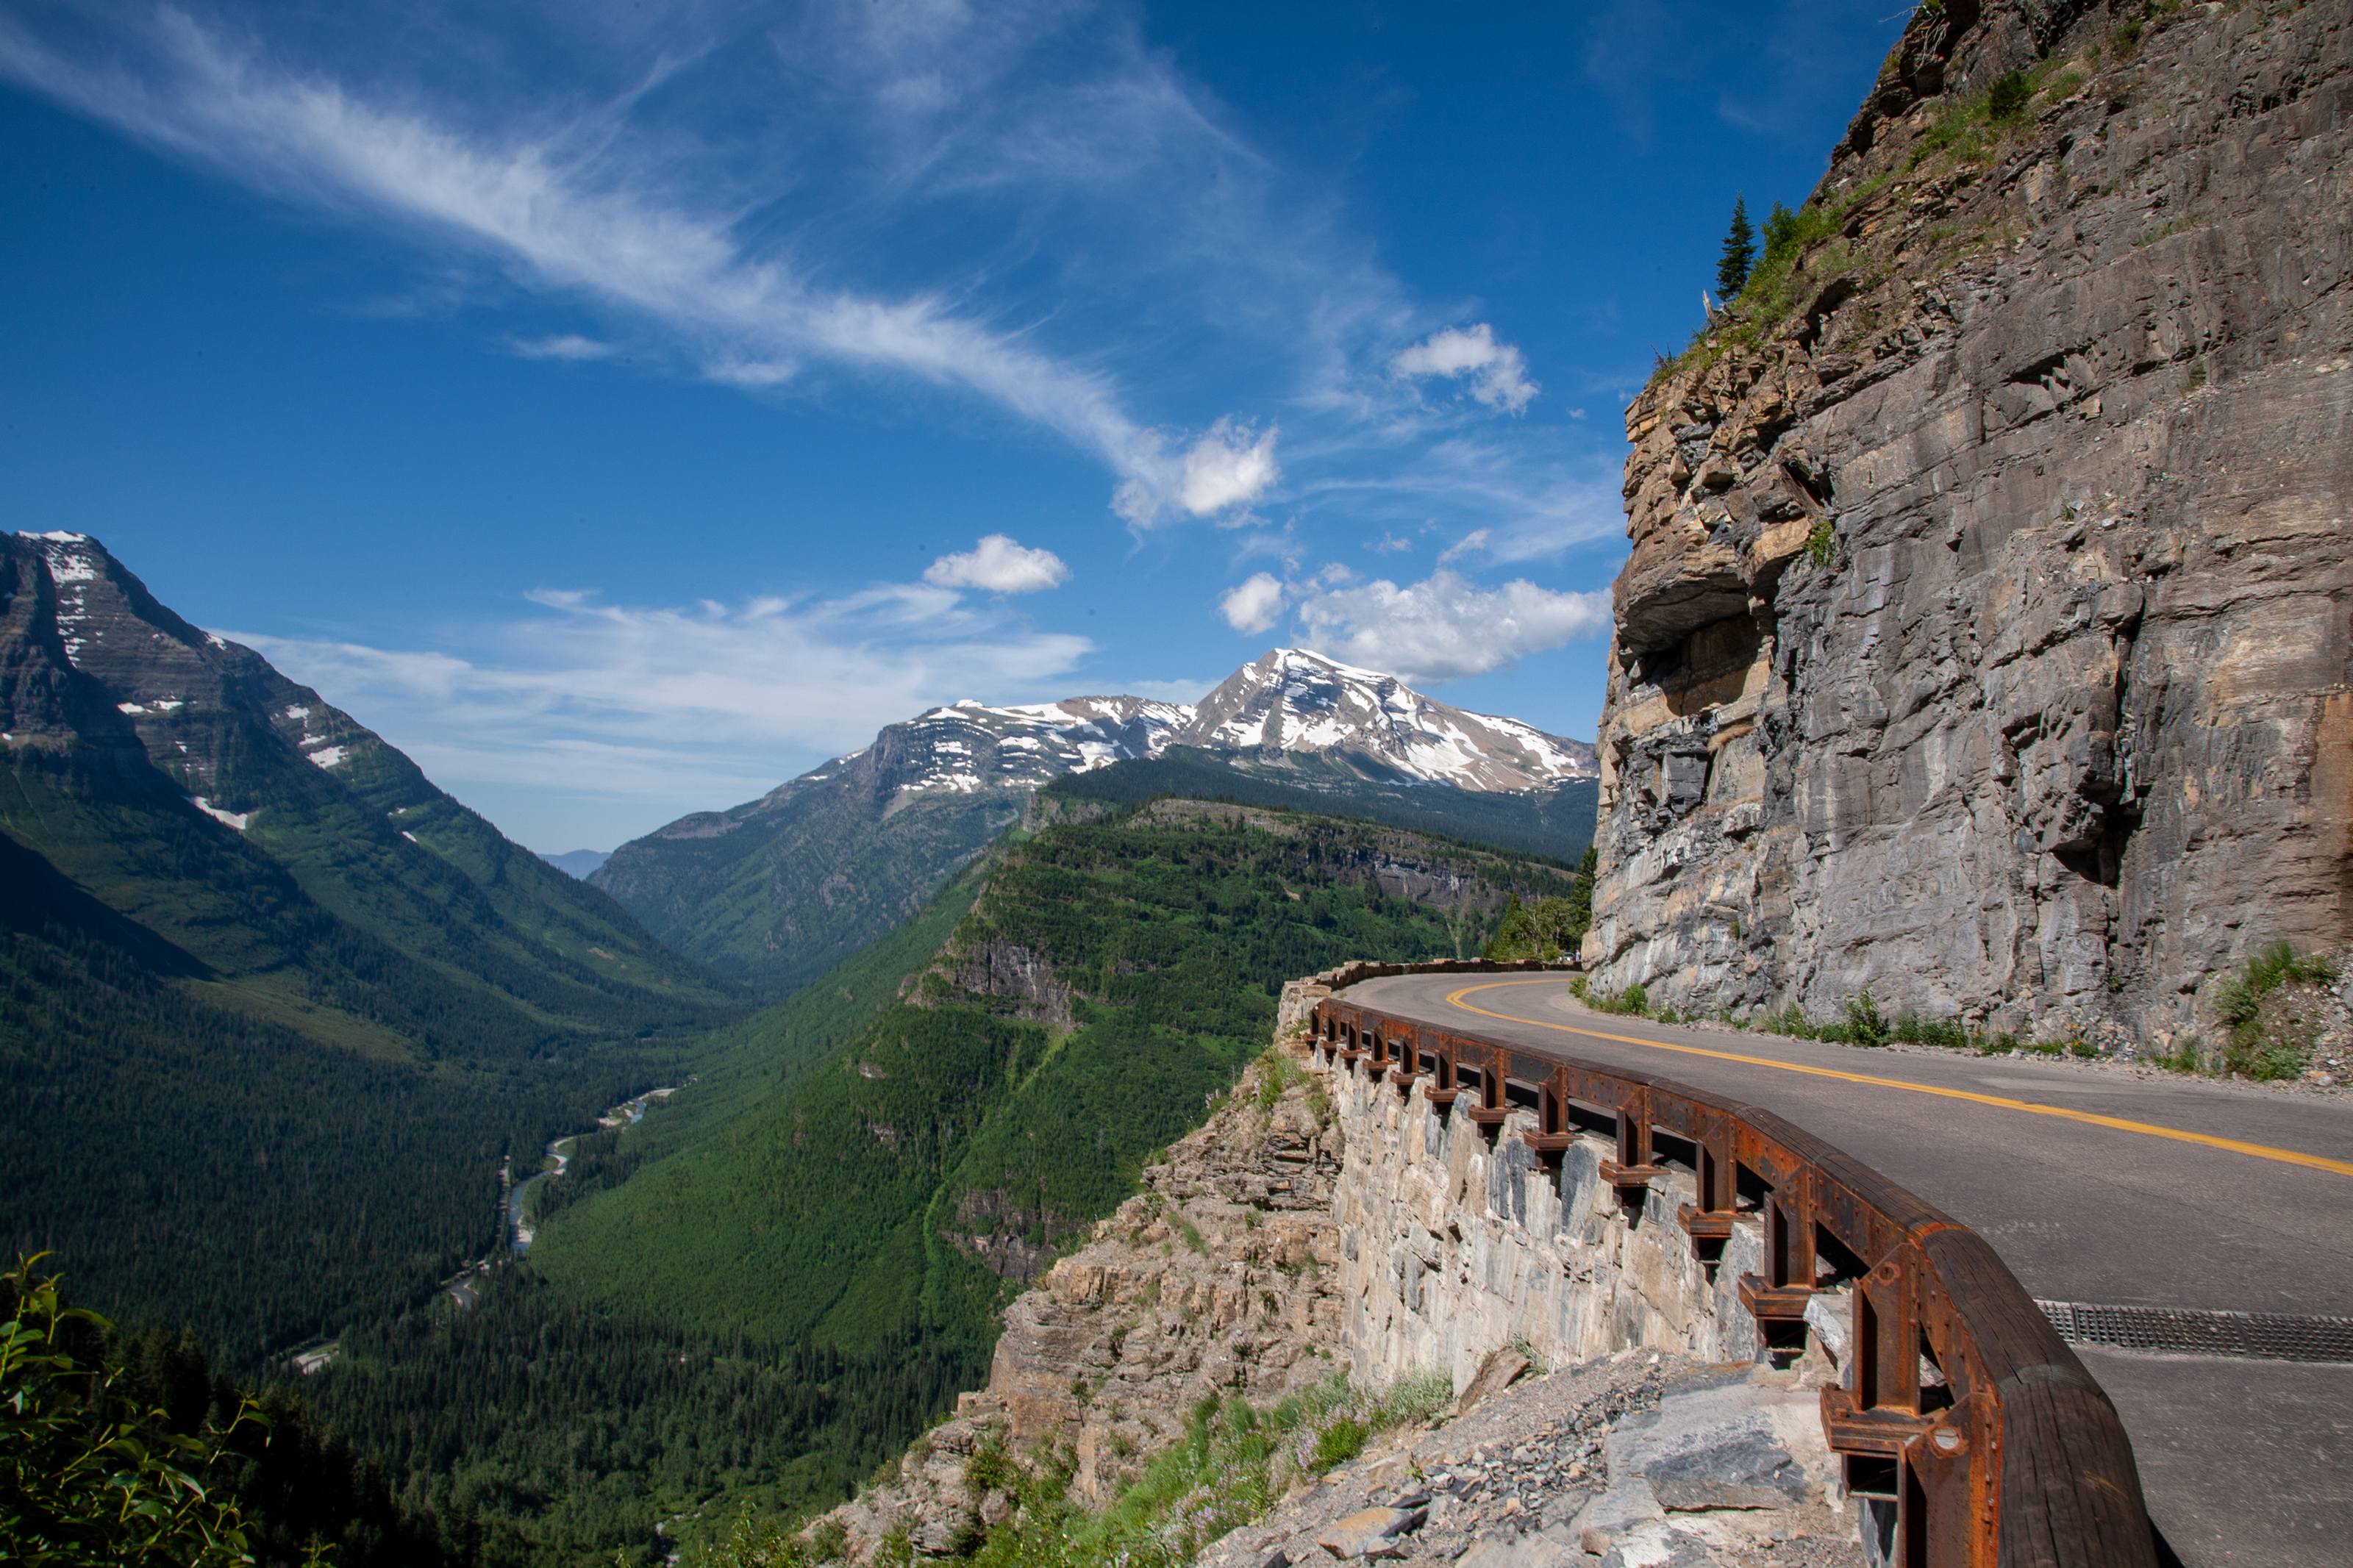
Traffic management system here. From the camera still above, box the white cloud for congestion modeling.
[1390,323,1538,414]
[1293,569,1609,681]
[1438,527,1491,564]
[1219,572,1288,635]
[0,9,1274,527]
[223,576,1093,820]
[923,534,1070,595]
[508,332,615,361]
[1178,419,1280,519]
[700,357,799,388]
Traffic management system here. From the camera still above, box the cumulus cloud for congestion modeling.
[1293,569,1608,681]
[1179,419,1281,518]
[923,534,1071,595]
[1389,323,1538,414]
[1219,572,1288,635]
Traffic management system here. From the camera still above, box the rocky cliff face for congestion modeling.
[825,1025,1349,1558]
[1585,1,2352,1047]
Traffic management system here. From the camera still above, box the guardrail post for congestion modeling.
[1677,1128,1738,1251]
[1599,1087,1661,1200]
[1390,1025,1421,1094]
[1426,1037,1460,1113]
[1522,1065,1574,1161]
[1465,1044,1510,1135]
[1740,1166,1815,1342]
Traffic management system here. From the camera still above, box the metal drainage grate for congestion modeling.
[2038,1300,2353,1364]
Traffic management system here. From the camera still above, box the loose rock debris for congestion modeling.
[1202,1353,1864,1568]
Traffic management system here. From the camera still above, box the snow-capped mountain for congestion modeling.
[1174,648,1593,791]
[803,695,1193,801]
[782,648,1593,807]
[594,648,1596,990]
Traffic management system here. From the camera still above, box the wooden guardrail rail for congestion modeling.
[1310,991,2157,1568]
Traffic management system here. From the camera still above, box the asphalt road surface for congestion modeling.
[1344,973,2353,1568]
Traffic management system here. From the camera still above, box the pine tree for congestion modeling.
[1715,195,1756,300]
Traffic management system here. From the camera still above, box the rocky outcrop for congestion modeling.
[1199,1358,1860,1568]
[1585,0,2353,1048]
[823,1032,1349,1559]
[932,937,1076,1029]
[815,973,1854,1564]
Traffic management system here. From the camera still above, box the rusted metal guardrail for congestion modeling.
[1309,992,2156,1568]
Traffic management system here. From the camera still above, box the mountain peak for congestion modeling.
[1175,648,1590,791]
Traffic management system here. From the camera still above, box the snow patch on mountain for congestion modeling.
[190,796,249,831]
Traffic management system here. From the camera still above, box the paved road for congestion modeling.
[1345,973,2353,1568]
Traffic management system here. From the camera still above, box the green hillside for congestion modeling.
[532,800,1577,1352]
[304,798,1575,1560]
[0,532,738,1365]
[1043,745,1599,863]
[594,771,1023,997]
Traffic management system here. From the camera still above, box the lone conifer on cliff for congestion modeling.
[1716,195,1756,300]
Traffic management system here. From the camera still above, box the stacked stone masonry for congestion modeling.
[1328,1026,1765,1389]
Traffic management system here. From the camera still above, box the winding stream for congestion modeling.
[507,1086,679,1255]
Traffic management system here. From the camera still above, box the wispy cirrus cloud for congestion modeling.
[507,332,618,362]
[0,3,1271,525]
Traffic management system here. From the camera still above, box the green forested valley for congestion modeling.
[0,534,1598,1568]
[304,800,1563,1560]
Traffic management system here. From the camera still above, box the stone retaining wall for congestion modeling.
[1324,1045,1768,1394]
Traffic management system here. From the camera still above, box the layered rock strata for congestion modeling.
[1585,0,2353,1047]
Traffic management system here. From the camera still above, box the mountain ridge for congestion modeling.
[592,648,1596,992]
[0,529,736,1358]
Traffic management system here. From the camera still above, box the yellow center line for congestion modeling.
[1439,978,2353,1180]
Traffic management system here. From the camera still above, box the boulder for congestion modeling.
[1315,1506,1424,1560]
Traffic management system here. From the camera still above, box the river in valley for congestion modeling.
[507,1085,680,1255]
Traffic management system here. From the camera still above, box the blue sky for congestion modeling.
[1,1,1906,852]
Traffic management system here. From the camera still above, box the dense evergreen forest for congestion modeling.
[1043,746,1598,863]
[373,801,1578,1560]
[301,1271,970,1566]
[0,826,701,1363]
